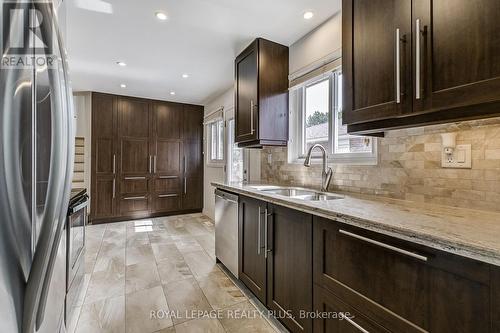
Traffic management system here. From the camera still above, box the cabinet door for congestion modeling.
[152,102,182,213]
[313,285,389,333]
[342,0,412,124]
[117,97,151,215]
[91,93,117,219]
[235,41,258,143]
[413,0,500,113]
[181,104,203,211]
[267,205,313,333]
[238,196,267,303]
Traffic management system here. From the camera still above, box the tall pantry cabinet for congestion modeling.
[90,92,203,223]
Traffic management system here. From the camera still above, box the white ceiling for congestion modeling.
[66,0,341,105]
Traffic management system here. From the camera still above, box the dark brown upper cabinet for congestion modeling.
[235,38,289,148]
[343,0,500,135]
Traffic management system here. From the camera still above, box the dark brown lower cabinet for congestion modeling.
[267,204,312,333]
[313,216,497,333]
[237,194,499,333]
[239,196,267,303]
[239,196,313,333]
[313,285,389,333]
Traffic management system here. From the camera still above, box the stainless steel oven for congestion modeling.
[65,189,88,323]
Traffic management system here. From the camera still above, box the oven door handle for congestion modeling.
[69,200,89,214]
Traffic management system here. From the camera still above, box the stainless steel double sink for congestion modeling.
[250,186,343,201]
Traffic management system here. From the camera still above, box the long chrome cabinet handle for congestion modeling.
[257,207,262,255]
[339,229,428,262]
[264,208,269,258]
[154,155,157,173]
[395,28,401,104]
[184,177,187,194]
[159,175,178,179]
[184,156,187,174]
[149,155,152,173]
[124,176,146,180]
[123,196,147,200]
[415,19,421,100]
[159,194,178,198]
[250,100,255,134]
[113,154,116,174]
[340,313,370,333]
[112,179,116,198]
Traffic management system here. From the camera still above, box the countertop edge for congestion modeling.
[212,182,500,267]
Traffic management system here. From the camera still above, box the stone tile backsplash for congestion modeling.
[261,117,500,212]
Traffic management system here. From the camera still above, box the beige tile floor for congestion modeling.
[70,213,284,333]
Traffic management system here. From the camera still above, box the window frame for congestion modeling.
[288,68,378,165]
[206,119,225,166]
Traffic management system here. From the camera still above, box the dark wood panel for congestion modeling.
[91,93,117,220]
[313,285,390,333]
[153,101,182,140]
[182,104,203,141]
[267,204,312,333]
[428,266,490,332]
[120,139,150,174]
[154,194,181,213]
[235,41,259,143]
[238,196,267,303]
[95,138,113,174]
[343,0,412,125]
[93,178,115,218]
[154,177,181,193]
[493,267,500,332]
[181,177,202,210]
[118,97,150,138]
[184,141,202,178]
[121,177,148,195]
[156,140,182,175]
[119,196,149,215]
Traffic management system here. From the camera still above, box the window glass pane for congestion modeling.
[210,123,217,160]
[227,120,244,182]
[334,73,372,154]
[304,79,330,153]
[217,120,224,159]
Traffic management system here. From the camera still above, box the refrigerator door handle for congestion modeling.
[23,6,75,332]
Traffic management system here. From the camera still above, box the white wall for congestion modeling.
[202,88,261,220]
[73,91,92,192]
[289,12,342,75]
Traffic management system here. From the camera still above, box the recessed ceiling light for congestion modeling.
[303,11,314,19]
[182,74,189,78]
[155,11,168,20]
[120,84,126,88]
[170,91,176,95]
[116,61,127,67]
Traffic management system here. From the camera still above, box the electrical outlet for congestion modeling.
[441,144,471,168]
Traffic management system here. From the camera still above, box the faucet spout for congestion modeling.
[303,144,333,192]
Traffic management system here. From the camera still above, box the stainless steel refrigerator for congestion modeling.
[0,0,74,332]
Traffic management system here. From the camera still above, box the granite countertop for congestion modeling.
[212,181,500,267]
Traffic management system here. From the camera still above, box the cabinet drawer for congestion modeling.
[120,196,149,215]
[121,177,149,194]
[314,284,389,333]
[313,216,492,332]
[154,177,181,192]
[154,194,180,213]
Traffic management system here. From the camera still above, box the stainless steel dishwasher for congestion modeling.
[215,189,239,278]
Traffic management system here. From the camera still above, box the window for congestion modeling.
[226,119,247,183]
[289,69,377,164]
[207,119,224,164]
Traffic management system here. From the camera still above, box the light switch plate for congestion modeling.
[441,144,471,168]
